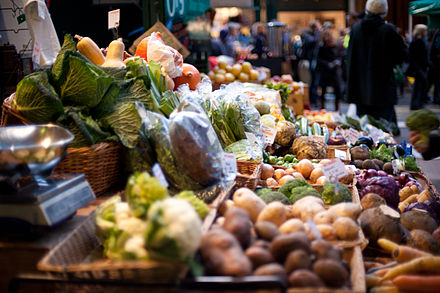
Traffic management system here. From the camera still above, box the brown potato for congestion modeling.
[333,217,359,241]
[361,193,386,210]
[255,221,280,241]
[313,210,339,225]
[245,246,275,269]
[257,201,287,227]
[316,224,338,241]
[270,231,311,262]
[328,202,362,221]
[285,249,311,274]
[223,207,252,248]
[313,259,349,287]
[407,229,439,254]
[312,240,343,261]
[253,263,287,281]
[279,218,305,234]
[288,269,324,288]
[233,188,266,222]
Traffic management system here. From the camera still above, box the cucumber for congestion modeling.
[299,117,308,135]
[307,125,312,136]
[312,122,322,136]
[322,125,330,143]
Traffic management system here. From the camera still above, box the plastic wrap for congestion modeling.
[169,108,224,187]
[146,32,183,78]
[224,139,262,162]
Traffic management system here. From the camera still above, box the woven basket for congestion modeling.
[37,212,188,283]
[1,94,121,196]
[235,163,262,190]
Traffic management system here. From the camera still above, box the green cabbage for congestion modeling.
[52,34,76,81]
[58,53,113,108]
[13,70,64,123]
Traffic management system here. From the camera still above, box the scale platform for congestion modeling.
[0,174,95,227]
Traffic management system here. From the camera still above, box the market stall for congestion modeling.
[1,27,440,293]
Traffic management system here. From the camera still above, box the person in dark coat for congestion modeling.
[409,24,429,110]
[317,30,342,111]
[346,0,407,123]
[251,23,268,58]
[429,29,440,104]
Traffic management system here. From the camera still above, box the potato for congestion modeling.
[257,201,286,227]
[266,177,279,188]
[300,203,325,222]
[285,249,311,273]
[312,240,343,261]
[313,259,349,287]
[261,163,275,180]
[291,172,305,179]
[303,223,316,241]
[285,205,296,219]
[233,188,266,222]
[223,207,252,248]
[288,269,324,288]
[317,224,338,241]
[407,229,439,254]
[295,195,325,207]
[328,202,362,221]
[254,263,287,281]
[333,217,359,240]
[250,239,271,250]
[279,218,305,234]
[219,199,235,216]
[200,228,252,276]
[313,211,339,225]
[214,216,225,227]
[310,168,324,183]
[270,231,311,262]
[361,193,386,210]
[401,209,438,233]
[245,246,275,269]
[255,221,280,241]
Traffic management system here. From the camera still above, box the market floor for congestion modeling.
[321,86,440,192]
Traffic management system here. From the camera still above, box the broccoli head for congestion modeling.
[258,191,292,205]
[406,110,440,149]
[176,190,210,219]
[289,186,322,203]
[321,182,351,205]
[279,178,309,197]
[125,172,169,218]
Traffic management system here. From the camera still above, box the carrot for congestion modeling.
[382,257,440,280]
[366,274,382,288]
[378,238,399,253]
[393,275,440,292]
[374,268,392,277]
[392,245,432,263]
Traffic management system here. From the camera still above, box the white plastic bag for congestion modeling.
[146,32,183,78]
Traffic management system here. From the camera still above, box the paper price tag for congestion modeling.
[322,159,348,181]
[152,163,169,188]
[246,146,257,160]
[222,153,237,181]
[245,132,259,149]
[346,128,360,144]
[108,9,120,29]
[334,149,347,160]
[261,125,277,145]
[32,40,41,65]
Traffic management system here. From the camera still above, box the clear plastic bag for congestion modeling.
[146,32,183,78]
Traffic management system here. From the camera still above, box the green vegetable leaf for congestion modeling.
[52,34,76,81]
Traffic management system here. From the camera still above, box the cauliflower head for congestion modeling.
[95,195,121,240]
[145,198,202,261]
[126,172,169,218]
[176,190,210,219]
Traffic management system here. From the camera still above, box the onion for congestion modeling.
[377,170,388,177]
[296,159,314,178]
[261,163,275,180]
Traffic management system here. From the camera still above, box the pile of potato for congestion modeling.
[199,188,363,289]
[261,159,355,188]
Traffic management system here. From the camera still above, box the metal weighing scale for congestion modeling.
[0,124,95,227]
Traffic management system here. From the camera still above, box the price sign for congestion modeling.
[32,40,41,65]
[346,128,360,144]
[222,153,237,181]
[108,9,120,29]
[152,163,169,188]
[261,125,277,146]
[334,149,347,160]
[322,159,348,181]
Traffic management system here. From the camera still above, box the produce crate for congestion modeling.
[236,160,262,190]
[1,94,122,196]
[326,145,351,163]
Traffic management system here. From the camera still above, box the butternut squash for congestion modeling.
[102,38,126,68]
[74,35,105,66]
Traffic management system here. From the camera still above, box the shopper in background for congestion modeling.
[300,20,323,108]
[346,0,407,126]
[212,29,234,57]
[410,130,440,160]
[317,30,342,111]
[429,29,440,104]
[251,23,268,58]
[408,24,429,110]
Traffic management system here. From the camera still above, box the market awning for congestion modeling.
[409,0,440,15]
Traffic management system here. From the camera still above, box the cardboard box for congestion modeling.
[287,84,309,116]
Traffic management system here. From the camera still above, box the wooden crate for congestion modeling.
[326,145,351,163]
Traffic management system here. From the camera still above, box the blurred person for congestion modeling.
[408,24,429,110]
[212,29,234,57]
[346,0,407,126]
[301,20,323,107]
[317,30,342,111]
[251,23,268,58]
[429,29,440,104]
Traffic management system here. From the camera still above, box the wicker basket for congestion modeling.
[235,160,262,190]
[37,213,188,283]
[1,94,121,196]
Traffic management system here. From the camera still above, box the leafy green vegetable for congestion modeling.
[13,70,64,123]
[404,156,420,172]
[52,34,76,81]
[159,90,181,117]
[265,82,295,122]
[58,53,113,108]
[370,144,394,162]
[321,182,351,204]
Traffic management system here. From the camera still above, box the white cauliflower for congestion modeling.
[117,217,147,236]
[145,198,202,261]
[114,202,132,223]
[124,235,148,259]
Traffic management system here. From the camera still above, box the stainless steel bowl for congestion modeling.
[0,124,74,177]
